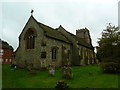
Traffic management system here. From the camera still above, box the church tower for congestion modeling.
[76,28,92,45]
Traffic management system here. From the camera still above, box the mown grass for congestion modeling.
[2,64,119,88]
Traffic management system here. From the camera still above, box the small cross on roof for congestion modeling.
[31,9,34,16]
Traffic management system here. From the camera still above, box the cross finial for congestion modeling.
[31,9,34,16]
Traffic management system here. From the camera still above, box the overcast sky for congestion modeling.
[0,0,119,51]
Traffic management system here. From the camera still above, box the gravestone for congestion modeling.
[48,64,55,76]
[62,65,73,79]
[67,66,72,79]
[62,66,67,78]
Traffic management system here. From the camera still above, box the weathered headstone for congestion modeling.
[67,66,73,79]
[62,66,67,78]
[48,64,55,76]
[62,65,73,79]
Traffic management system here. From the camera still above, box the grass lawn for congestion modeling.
[2,64,119,88]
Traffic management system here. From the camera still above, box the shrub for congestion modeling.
[55,80,69,89]
[100,62,120,73]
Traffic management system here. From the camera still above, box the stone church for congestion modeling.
[13,15,96,69]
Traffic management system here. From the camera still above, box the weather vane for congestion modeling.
[31,9,34,16]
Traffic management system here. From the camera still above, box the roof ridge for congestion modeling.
[37,18,93,49]
[38,22,71,44]
[38,22,56,31]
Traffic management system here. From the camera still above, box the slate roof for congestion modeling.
[34,16,93,49]
[60,27,93,49]
[38,22,71,44]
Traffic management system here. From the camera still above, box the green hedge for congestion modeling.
[100,62,120,73]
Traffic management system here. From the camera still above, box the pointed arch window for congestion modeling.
[25,29,36,49]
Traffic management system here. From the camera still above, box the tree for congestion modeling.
[96,23,120,73]
[97,23,120,63]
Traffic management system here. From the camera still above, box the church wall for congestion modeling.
[17,17,71,69]
[58,26,80,66]
[40,37,71,68]
[14,16,96,70]
[15,32,71,69]
[77,45,94,65]
[15,17,45,69]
